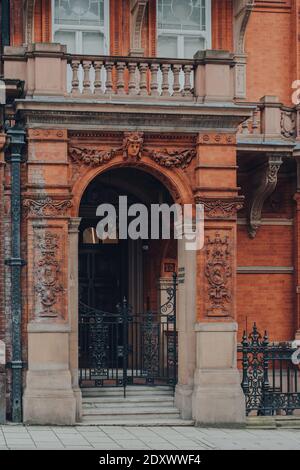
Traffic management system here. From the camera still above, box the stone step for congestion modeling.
[79,385,190,427]
[82,406,180,417]
[83,401,174,409]
[81,386,173,398]
[82,414,181,422]
[82,396,174,405]
[78,418,195,426]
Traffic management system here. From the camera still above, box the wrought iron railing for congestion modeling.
[78,274,178,396]
[238,324,300,416]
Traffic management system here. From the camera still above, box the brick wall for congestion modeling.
[237,272,295,342]
[237,223,295,341]
[245,0,294,104]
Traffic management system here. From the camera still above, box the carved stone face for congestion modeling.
[123,132,144,160]
[127,141,141,158]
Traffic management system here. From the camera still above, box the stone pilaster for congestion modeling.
[68,217,82,421]
[22,128,76,425]
[174,228,197,420]
[192,132,246,425]
[294,192,300,340]
[293,154,300,340]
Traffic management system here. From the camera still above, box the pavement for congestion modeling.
[0,425,300,450]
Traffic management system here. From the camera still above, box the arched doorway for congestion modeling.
[78,167,178,390]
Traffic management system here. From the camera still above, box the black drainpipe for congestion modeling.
[5,122,26,422]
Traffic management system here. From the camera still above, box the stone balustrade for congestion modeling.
[238,97,297,141]
[67,55,195,98]
[238,106,261,135]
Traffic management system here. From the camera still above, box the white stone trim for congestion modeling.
[238,218,294,226]
[237,266,294,274]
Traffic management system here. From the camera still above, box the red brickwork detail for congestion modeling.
[237,225,293,267]
[237,273,295,342]
[212,0,233,51]
[34,0,52,42]
[10,0,24,45]
[245,1,294,104]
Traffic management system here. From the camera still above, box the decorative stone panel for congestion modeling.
[28,223,68,322]
[204,228,234,318]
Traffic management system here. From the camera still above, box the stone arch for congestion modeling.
[24,0,52,44]
[71,157,194,218]
[130,0,149,56]
[233,0,255,54]
[68,157,196,420]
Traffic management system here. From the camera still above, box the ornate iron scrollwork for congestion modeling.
[78,274,178,393]
[239,324,300,416]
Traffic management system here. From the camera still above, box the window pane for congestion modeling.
[184,36,205,58]
[54,30,76,53]
[54,0,104,27]
[158,35,178,58]
[157,0,205,32]
[82,31,104,54]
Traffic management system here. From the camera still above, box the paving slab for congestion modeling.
[0,425,300,449]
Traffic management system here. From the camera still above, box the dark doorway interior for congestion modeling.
[78,167,174,312]
[78,168,178,388]
[79,227,128,311]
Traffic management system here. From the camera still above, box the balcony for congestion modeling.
[2,43,298,155]
[3,43,241,103]
[237,96,297,156]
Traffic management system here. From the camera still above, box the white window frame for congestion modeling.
[52,0,110,54]
[157,0,212,58]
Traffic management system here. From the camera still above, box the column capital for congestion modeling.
[194,196,244,220]
[68,217,81,233]
[6,126,26,162]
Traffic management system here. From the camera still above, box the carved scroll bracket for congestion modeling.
[248,154,283,239]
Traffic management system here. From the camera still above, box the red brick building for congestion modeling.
[0,0,299,425]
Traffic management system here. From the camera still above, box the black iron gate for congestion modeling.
[238,324,300,416]
[79,274,177,393]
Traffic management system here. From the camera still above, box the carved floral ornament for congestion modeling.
[205,232,232,317]
[69,132,196,170]
[23,197,73,216]
[34,231,63,319]
[195,197,244,219]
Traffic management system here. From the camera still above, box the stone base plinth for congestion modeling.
[23,327,77,425]
[23,370,76,425]
[192,369,245,425]
[192,322,246,426]
[175,384,193,420]
[73,387,82,422]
